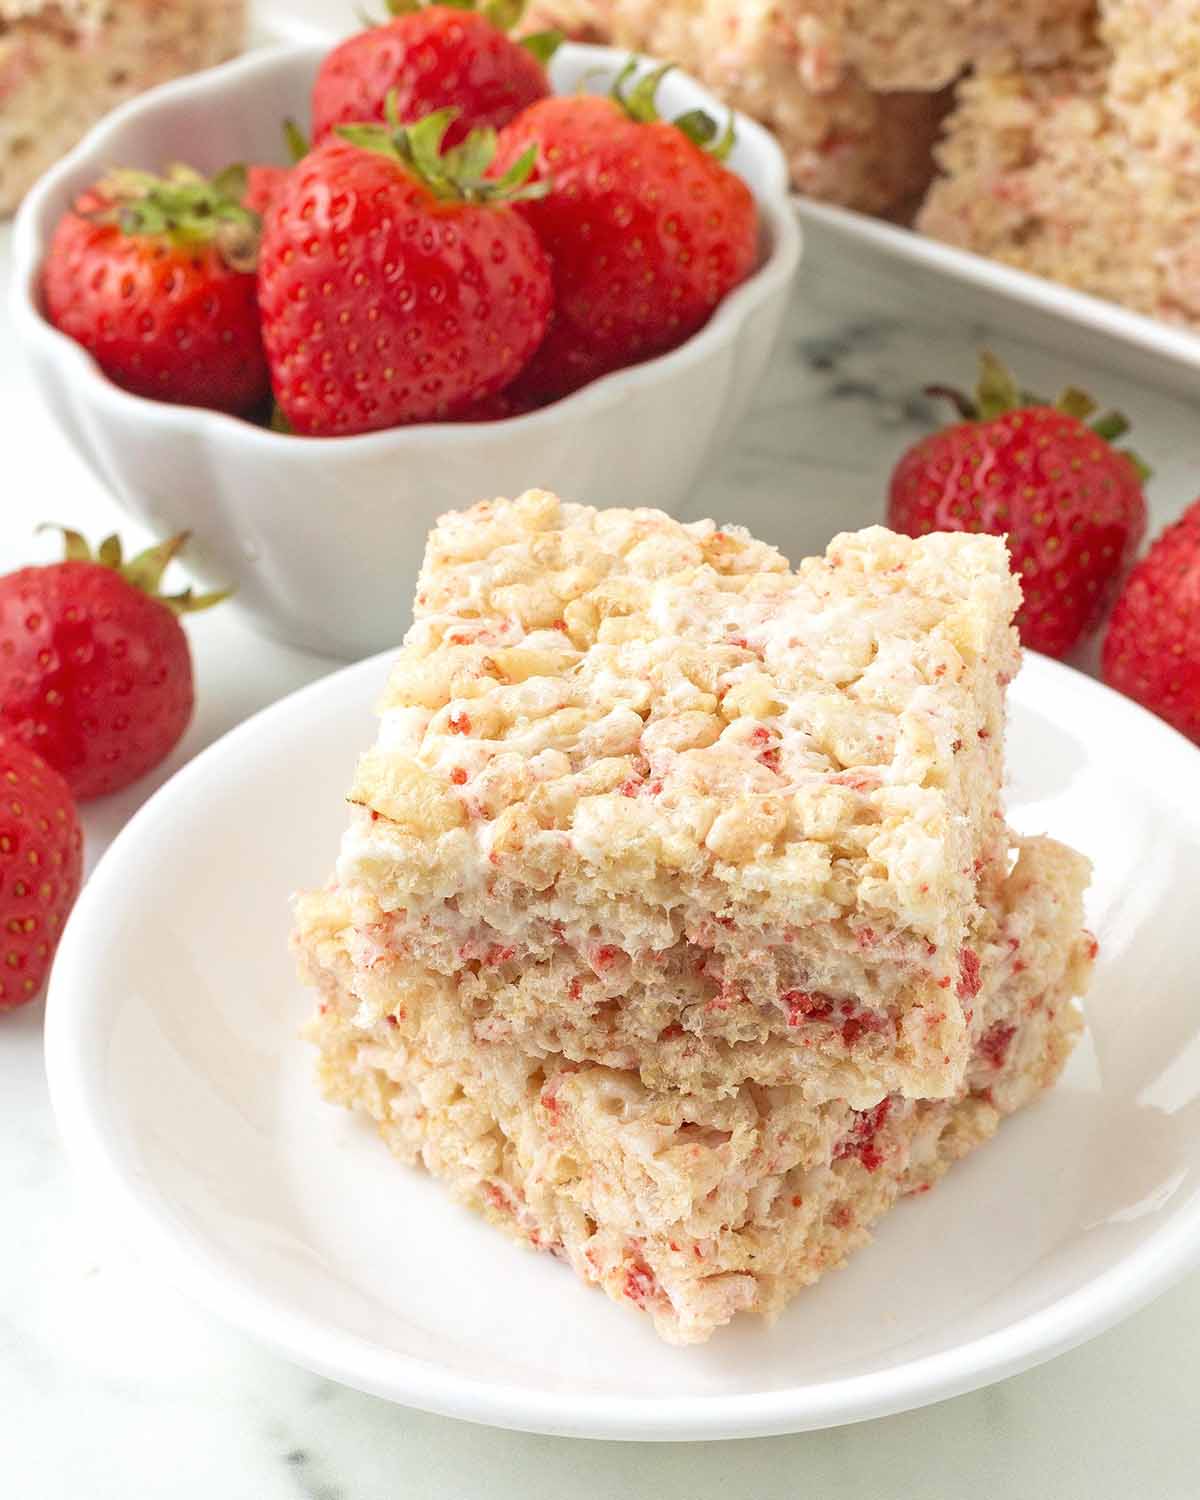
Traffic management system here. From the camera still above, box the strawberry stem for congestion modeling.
[924,384,977,420]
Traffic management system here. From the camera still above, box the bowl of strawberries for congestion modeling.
[9,13,800,658]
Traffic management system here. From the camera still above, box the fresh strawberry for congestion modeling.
[1102,498,1200,744]
[42,164,270,415]
[243,163,291,217]
[242,121,311,217]
[0,737,82,1011]
[0,530,227,801]
[258,108,553,436]
[887,353,1149,658]
[312,0,556,149]
[491,62,759,403]
[447,386,546,422]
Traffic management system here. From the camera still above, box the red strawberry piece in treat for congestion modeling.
[0,529,227,801]
[311,0,557,149]
[887,351,1148,658]
[491,61,759,404]
[41,164,269,415]
[0,738,82,1011]
[1102,496,1200,744]
[257,106,552,436]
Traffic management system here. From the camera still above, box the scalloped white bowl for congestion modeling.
[9,42,800,659]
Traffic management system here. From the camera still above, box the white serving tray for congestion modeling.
[793,200,1200,401]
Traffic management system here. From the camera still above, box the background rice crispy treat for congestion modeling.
[521,0,947,212]
[0,0,246,214]
[334,493,1021,1103]
[521,0,1091,210]
[918,1,1200,325]
[295,837,1092,1344]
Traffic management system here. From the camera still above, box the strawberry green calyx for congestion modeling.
[40,527,232,615]
[337,98,550,202]
[283,118,311,162]
[84,164,262,272]
[610,59,736,159]
[925,350,1151,481]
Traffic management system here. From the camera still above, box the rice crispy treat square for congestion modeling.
[334,491,1021,1103]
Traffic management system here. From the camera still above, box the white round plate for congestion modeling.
[45,652,1200,1440]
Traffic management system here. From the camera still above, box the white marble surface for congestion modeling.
[5,43,1200,1496]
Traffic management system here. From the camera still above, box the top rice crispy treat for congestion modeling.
[335,491,1021,1102]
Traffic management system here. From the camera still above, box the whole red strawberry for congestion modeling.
[0,530,226,801]
[491,63,759,403]
[258,108,553,436]
[0,738,82,1011]
[887,353,1148,658]
[312,0,556,150]
[243,163,292,218]
[1102,498,1200,744]
[42,164,270,415]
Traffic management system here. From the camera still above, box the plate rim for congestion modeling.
[44,649,1200,1440]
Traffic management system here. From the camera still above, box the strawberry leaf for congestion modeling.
[1055,386,1097,421]
[624,60,672,123]
[608,59,736,156]
[482,0,524,28]
[336,104,550,203]
[520,28,561,62]
[1092,411,1131,442]
[84,161,262,270]
[37,525,93,563]
[974,350,1023,420]
[284,118,310,162]
[34,527,233,613]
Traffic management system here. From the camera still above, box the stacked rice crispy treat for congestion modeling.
[293,491,1094,1343]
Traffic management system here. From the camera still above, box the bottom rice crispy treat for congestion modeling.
[294,837,1092,1344]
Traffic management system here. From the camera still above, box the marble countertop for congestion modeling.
[5,141,1200,1498]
